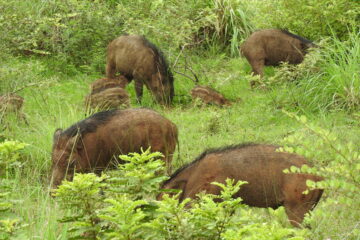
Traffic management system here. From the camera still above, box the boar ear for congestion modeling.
[53,128,63,141]
[67,135,83,152]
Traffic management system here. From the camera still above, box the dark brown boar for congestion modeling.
[90,76,130,95]
[190,85,231,106]
[51,108,178,190]
[106,34,174,105]
[85,87,130,110]
[159,143,323,227]
[240,29,316,77]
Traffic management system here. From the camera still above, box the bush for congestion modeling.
[253,0,359,40]
[54,149,309,239]
[0,140,28,240]
[267,29,360,112]
[281,112,360,239]
[0,0,255,72]
[0,0,124,72]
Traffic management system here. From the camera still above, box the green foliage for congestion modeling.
[0,0,255,72]
[151,179,309,240]
[53,149,167,239]
[54,173,107,239]
[106,148,168,200]
[0,140,28,240]
[53,149,310,239]
[0,140,28,178]
[282,112,359,203]
[267,29,360,112]
[0,0,124,72]
[253,0,359,40]
[281,111,360,238]
[198,0,254,56]
[99,196,148,240]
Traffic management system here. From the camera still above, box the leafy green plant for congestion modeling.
[149,180,246,240]
[106,148,168,200]
[253,0,359,40]
[54,173,107,239]
[268,29,359,112]
[0,0,124,72]
[204,0,254,56]
[280,111,360,238]
[99,196,149,240]
[282,111,359,204]
[0,140,28,240]
[0,140,28,179]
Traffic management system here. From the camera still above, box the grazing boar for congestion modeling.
[106,34,174,105]
[0,93,27,124]
[90,76,129,95]
[85,87,130,110]
[159,143,323,227]
[240,29,316,77]
[0,93,24,113]
[190,85,231,106]
[51,108,178,190]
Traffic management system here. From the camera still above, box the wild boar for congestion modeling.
[0,93,24,113]
[106,34,174,105]
[85,87,130,110]
[0,93,27,124]
[90,76,129,95]
[190,85,231,106]
[240,29,316,77]
[159,143,323,227]
[51,108,178,190]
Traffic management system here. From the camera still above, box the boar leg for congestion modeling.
[106,61,117,79]
[282,177,316,227]
[250,59,265,77]
[163,155,173,175]
[134,80,144,103]
[284,202,312,227]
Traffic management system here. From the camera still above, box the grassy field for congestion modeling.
[1,49,360,239]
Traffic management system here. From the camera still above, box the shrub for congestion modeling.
[253,0,359,40]
[0,0,255,72]
[0,0,124,72]
[0,140,28,240]
[268,29,360,112]
[54,173,107,239]
[55,149,310,239]
[281,112,360,239]
[0,140,28,178]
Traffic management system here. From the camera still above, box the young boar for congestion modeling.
[106,34,174,105]
[241,29,316,77]
[159,143,323,227]
[0,93,24,113]
[90,76,129,95]
[190,85,231,106]
[0,93,27,124]
[51,108,178,190]
[85,87,130,110]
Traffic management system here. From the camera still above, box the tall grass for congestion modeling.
[269,28,360,113]
[210,0,254,56]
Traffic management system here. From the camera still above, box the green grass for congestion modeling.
[1,53,360,239]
